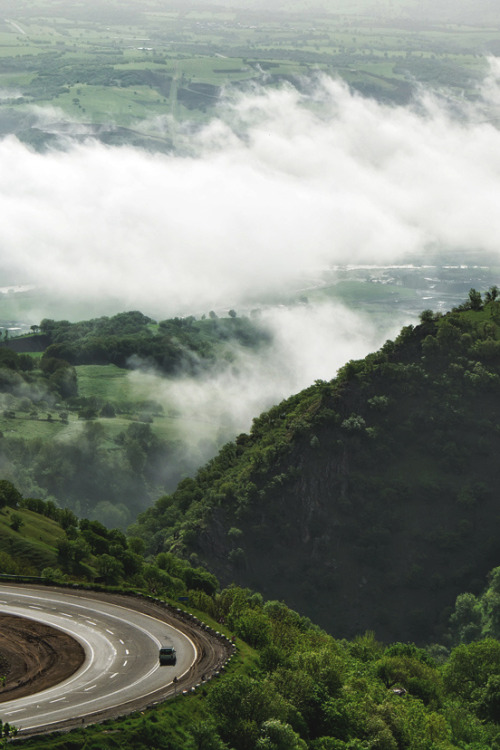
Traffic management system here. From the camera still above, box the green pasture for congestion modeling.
[76,364,219,442]
[55,83,169,124]
[0,506,61,569]
[0,506,64,549]
[306,280,418,305]
[0,0,496,132]
[77,364,141,404]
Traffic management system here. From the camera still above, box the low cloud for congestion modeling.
[1,68,500,320]
[3,68,500,488]
[127,300,403,475]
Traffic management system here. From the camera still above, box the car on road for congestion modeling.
[159,647,177,665]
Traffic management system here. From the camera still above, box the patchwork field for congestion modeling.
[0,0,498,148]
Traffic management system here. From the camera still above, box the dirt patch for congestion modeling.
[0,613,85,702]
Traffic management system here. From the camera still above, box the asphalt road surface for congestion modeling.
[0,584,199,734]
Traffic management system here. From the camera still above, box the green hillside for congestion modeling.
[132,289,500,644]
[0,505,63,573]
[3,483,500,748]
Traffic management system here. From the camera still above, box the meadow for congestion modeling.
[0,0,497,147]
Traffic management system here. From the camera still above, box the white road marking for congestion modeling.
[0,586,199,732]
[84,685,97,692]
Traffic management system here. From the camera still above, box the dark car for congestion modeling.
[159,647,177,665]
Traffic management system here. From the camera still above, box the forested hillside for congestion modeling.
[132,289,500,643]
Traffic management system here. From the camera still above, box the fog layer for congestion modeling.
[3,69,500,480]
[2,68,500,317]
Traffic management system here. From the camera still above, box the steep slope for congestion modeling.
[133,292,500,643]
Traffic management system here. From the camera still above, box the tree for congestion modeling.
[256,719,307,750]
[467,288,483,311]
[449,592,482,644]
[96,554,123,585]
[10,513,23,532]
[0,481,22,509]
[485,286,499,303]
[444,639,500,701]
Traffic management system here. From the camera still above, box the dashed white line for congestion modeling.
[125,649,129,655]
[109,673,118,679]
[84,685,97,692]
[106,629,114,635]
[123,660,128,667]
[49,697,66,704]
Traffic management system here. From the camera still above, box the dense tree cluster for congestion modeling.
[39,310,270,374]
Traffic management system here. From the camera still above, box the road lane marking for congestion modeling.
[49,698,66,704]
[0,585,199,731]
[84,685,97,692]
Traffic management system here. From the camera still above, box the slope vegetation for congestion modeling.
[133,290,500,642]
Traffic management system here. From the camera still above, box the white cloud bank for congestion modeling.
[2,66,500,318]
[4,67,500,478]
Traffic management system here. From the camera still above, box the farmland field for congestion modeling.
[0,0,498,149]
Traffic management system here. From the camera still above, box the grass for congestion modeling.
[0,507,62,569]
[307,279,418,305]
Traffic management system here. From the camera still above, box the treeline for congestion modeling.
[131,289,500,642]
[1,484,217,597]
[0,345,77,401]
[39,309,270,374]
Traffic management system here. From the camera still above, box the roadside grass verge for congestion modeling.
[0,507,62,569]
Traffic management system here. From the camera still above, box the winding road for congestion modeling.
[0,584,232,736]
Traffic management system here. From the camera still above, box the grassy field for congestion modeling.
[0,0,497,145]
[0,361,219,453]
[0,506,62,570]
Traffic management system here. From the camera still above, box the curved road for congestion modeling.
[0,584,231,735]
